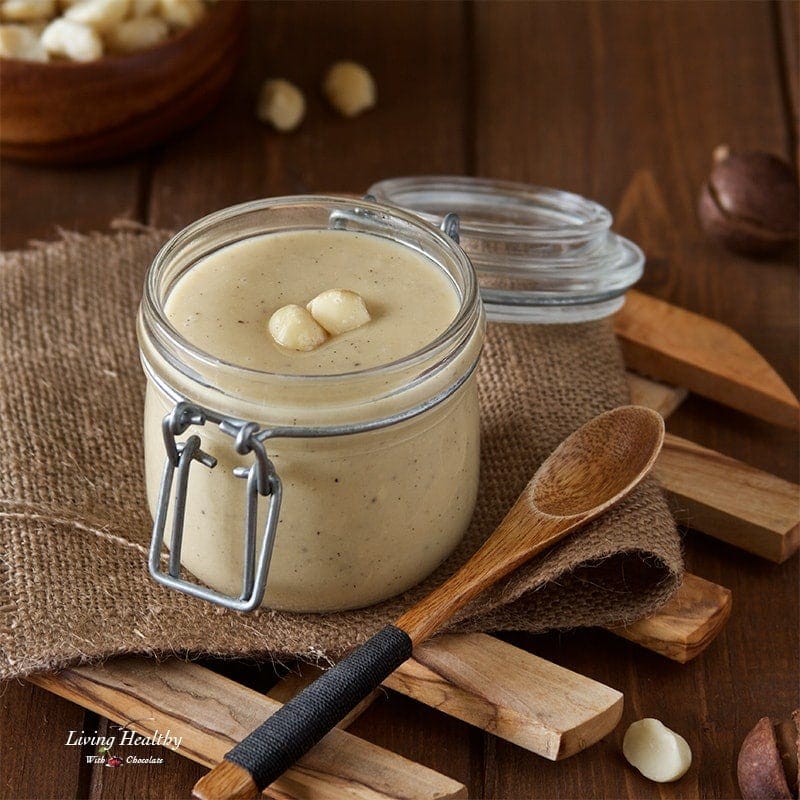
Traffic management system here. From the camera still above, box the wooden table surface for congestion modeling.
[1,2,798,798]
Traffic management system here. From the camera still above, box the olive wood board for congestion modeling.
[616,289,800,430]
[27,568,730,798]
[29,659,468,800]
[628,373,800,563]
[264,572,730,766]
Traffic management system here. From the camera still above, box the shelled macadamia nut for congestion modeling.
[322,60,376,117]
[157,0,203,27]
[256,78,306,132]
[0,22,48,59]
[269,304,328,352]
[41,16,102,60]
[623,718,692,783]
[307,289,371,335]
[1,0,55,21]
[104,14,166,51]
[64,0,128,32]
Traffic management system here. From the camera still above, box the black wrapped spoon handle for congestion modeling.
[192,625,412,798]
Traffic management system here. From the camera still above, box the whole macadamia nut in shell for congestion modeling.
[737,711,799,799]
[698,146,799,257]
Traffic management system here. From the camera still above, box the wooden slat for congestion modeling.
[608,573,732,664]
[29,659,467,800]
[626,373,688,418]
[628,372,800,562]
[387,634,622,760]
[265,570,727,758]
[616,290,800,430]
[270,633,623,762]
[657,433,800,563]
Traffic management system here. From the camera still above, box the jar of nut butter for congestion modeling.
[138,196,484,613]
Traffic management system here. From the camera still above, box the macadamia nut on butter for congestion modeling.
[268,304,328,352]
[307,289,371,335]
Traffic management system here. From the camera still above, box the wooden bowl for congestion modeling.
[0,0,246,164]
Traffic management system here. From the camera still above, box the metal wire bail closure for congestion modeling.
[148,401,283,612]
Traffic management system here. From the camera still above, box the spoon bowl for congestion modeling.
[530,405,665,518]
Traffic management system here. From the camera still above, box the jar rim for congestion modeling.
[370,175,614,241]
[368,175,644,322]
[140,195,482,386]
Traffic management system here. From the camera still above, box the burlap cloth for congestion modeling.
[0,228,683,681]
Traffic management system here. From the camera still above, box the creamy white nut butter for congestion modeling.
[138,198,484,612]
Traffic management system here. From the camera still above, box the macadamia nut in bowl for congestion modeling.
[0,0,246,163]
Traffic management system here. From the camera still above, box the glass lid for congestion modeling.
[368,175,644,322]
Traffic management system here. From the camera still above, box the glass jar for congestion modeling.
[137,197,484,613]
[369,176,644,323]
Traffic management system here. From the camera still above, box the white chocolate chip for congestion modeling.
[104,14,166,51]
[64,0,127,31]
[41,16,102,59]
[623,718,692,783]
[268,304,328,352]
[322,60,376,118]
[157,0,204,28]
[1,0,55,21]
[0,23,48,59]
[307,289,371,336]
[256,78,305,132]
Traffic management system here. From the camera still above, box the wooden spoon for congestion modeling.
[193,405,665,799]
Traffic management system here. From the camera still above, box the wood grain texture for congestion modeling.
[268,633,624,762]
[473,2,798,797]
[29,659,467,800]
[385,633,623,760]
[192,761,258,800]
[146,0,469,228]
[626,373,689,418]
[657,433,800,563]
[628,366,800,563]
[1,1,798,798]
[615,290,800,430]
[0,682,89,800]
[608,573,732,664]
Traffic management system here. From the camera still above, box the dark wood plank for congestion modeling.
[86,717,205,800]
[0,682,89,799]
[473,1,798,798]
[147,0,470,228]
[777,0,799,165]
[0,160,144,251]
